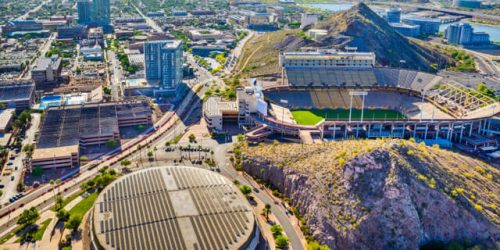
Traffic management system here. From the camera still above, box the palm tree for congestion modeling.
[262,203,271,221]
[49,179,58,211]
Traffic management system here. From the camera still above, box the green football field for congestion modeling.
[291,109,406,125]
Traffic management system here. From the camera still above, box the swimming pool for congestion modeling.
[41,95,62,103]
[37,95,63,110]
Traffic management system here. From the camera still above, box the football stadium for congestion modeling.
[240,50,499,147]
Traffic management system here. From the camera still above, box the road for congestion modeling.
[107,50,123,101]
[17,0,53,20]
[226,29,254,74]
[19,33,56,79]
[212,143,305,250]
[463,49,500,80]
[0,114,40,205]
[132,3,164,33]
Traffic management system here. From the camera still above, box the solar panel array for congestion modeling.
[0,82,34,101]
[285,67,440,92]
[93,166,255,250]
[38,102,149,148]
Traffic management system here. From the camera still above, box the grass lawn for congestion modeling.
[68,192,99,221]
[33,219,52,241]
[291,109,406,125]
[51,190,86,211]
[0,224,23,244]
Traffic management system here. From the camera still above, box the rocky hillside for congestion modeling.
[241,139,499,249]
[236,3,452,78]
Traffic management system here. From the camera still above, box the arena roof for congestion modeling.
[37,102,150,149]
[92,166,255,250]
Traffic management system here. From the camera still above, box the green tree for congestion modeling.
[56,209,70,221]
[17,207,39,228]
[477,83,496,99]
[262,203,271,221]
[239,185,252,197]
[270,224,283,237]
[65,216,81,232]
[55,195,64,211]
[120,159,131,167]
[106,139,118,149]
[188,134,196,143]
[275,235,289,249]
[32,166,44,177]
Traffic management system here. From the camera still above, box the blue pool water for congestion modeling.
[41,95,62,103]
[38,95,63,110]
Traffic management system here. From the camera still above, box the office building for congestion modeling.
[1,20,44,36]
[77,0,110,30]
[385,8,401,23]
[445,23,490,45]
[144,40,183,89]
[31,55,62,85]
[402,16,441,35]
[0,80,35,110]
[453,0,482,8]
[92,0,110,25]
[391,23,421,37]
[57,25,87,40]
[472,32,490,44]
[306,29,328,40]
[77,0,93,24]
[300,13,318,29]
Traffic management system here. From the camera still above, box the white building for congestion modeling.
[306,29,327,40]
[280,50,376,68]
[204,82,266,131]
[300,13,318,29]
[204,97,239,131]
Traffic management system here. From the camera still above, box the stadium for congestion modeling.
[242,50,499,148]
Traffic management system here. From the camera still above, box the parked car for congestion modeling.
[10,176,14,181]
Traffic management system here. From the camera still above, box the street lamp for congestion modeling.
[348,91,368,123]
[279,99,288,135]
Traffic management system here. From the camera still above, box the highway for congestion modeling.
[17,0,54,20]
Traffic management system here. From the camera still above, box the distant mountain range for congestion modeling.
[236,3,453,78]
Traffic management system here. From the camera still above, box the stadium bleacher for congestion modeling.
[285,67,441,92]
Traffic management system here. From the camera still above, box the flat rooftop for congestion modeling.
[0,81,35,101]
[32,145,78,160]
[93,166,255,250]
[204,97,238,117]
[283,50,376,61]
[0,109,14,130]
[37,102,151,149]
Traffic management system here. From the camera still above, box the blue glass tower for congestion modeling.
[77,0,93,25]
[144,40,183,89]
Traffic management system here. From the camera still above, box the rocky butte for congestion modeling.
[241,139,499,249]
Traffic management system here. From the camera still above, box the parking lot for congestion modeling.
[0,113,40,207]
